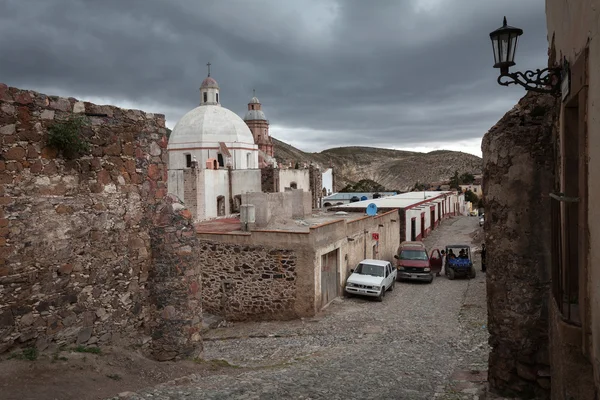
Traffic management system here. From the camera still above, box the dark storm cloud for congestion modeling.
[0,0,549,154]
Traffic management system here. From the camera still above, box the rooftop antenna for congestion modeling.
[206,62,211,77]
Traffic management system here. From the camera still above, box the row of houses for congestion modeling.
[329,191,467,242]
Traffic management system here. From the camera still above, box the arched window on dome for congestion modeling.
[216,93,219,103]
[246,153,251,168]
[203,92,207,103]
[251,105,254,110]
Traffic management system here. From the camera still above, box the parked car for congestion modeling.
[345,259,396,301]
[479,215,484,226]
[394,241,443,283]
[444,244,476,280]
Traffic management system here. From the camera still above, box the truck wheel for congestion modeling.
[469,267,477,279]
[377,288,385,302]
[428,275,434,284]
[389,280,395,291]
[448,269,456,280]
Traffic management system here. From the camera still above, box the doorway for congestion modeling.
[410,218,416,241]
[217,195,226,216]
[320,249,339,309]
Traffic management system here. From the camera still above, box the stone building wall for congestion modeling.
[309,164,323,208]
[198,240,298,321]
[261,165,277,192]
[482,91,558,398]
[0,84,201,360]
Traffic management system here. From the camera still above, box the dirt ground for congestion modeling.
[0,345,240,400]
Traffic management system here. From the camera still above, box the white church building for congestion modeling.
[167,71,263,220]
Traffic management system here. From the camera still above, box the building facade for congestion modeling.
[196,209,400,320]
[483,2,599,398]
[546,0,599,397]
[329,191,464,243]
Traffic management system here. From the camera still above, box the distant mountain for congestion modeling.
[272,137,482,192]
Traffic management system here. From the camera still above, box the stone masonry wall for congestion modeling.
[482,91,558,398]
[0,84,201,360]
[309,164,322,209]
[199,240,297,321]
[147,195,202,360]
[261,165,277,193]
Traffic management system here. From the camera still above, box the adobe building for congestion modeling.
[483,1,599,398]
[195,208,400,321]
[330,191,465,242]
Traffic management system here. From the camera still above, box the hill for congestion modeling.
[272,138,482,192]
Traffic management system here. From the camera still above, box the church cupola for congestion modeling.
[200,62,220,106]
[243,90,274,159]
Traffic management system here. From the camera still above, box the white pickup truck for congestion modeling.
[344,259,397,302]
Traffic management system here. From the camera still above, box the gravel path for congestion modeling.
[114,216,489,400]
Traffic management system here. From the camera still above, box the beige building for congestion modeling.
[195,209,400,320]
[546,0,599,397]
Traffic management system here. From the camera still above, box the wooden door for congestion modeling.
[321,249,339,309]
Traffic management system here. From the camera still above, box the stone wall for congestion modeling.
[147,195,202,360]
[261,165,277,192]
[0,84,201,360]
[482,91,558,398]
[198,240,297,321]
[309,164,322,209]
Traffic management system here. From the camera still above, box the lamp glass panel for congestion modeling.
[492,37,500,64]
[501,38,510,63]
[508,34,519,63]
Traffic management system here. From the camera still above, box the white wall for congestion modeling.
[322,168,333,196]
[279,169,310,192]
[231,170,262,197]
[168,169,185,202]
[168,141,258,171]
[201,170,230,219]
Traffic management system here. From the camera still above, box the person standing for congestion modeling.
[481,243,487,272]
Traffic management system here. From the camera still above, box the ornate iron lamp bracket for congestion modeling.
[497,67,562,94]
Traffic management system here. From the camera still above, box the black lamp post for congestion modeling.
[490,17,563,94]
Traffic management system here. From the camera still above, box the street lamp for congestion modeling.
[489,17,564,94]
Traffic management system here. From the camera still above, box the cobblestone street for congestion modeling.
[116,216,489,400]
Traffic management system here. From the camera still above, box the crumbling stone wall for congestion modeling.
[261,165,278,192]
[482,91,559,398]
[309,164,322,208]
[198,240,297,321]
[0,84,201,360]
[147,195,202,360]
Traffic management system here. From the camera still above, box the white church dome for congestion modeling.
[169,105,255,144]
[244,109,267,121]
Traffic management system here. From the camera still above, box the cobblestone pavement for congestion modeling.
[114,216,489,400]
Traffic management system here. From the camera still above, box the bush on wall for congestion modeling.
[47,115,90,159]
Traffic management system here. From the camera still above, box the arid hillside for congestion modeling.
[272,138,482,192]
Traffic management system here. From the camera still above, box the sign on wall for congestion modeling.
[372,232,380,241]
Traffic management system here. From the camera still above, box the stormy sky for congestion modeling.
[0,0,549,156]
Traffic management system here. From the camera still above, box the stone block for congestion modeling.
[0,124,15,135]
[40,109,55,120]
[73,101,85,113]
